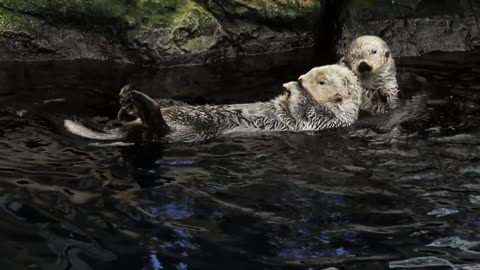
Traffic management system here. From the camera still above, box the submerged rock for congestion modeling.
[0,0,323,65]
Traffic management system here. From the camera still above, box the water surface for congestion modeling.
[0,50,479,270]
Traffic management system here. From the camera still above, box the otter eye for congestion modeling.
[371,50,377,54]
[333,94,343,103]
[318,81,325,85]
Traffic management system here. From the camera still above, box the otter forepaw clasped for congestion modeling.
[117,85,170,133]
[118,85,139,123]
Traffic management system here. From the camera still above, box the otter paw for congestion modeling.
[117,107,136,122]
[376,88,389,103]
[118,85,138,122]
[377,88,399,110]
[123,90,164,127]
[119,84,134,97]
[369,88,392,114]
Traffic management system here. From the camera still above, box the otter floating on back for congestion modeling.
[65,65,363,143]
[340,35,399,114]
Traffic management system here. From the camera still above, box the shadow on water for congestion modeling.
[0,49,479,270]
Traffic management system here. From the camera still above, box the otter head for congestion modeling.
[342,35,392,77]
[297,64,362,108]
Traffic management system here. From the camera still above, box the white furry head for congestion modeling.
[297,64,363,125]
[298,64,362,107]
[342,35,393,77]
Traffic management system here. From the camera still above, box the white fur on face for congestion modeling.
[298,64,361,105]
[343,35,391,76]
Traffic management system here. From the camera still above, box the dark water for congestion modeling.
[0,50,479,270]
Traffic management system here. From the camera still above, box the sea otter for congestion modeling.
[340,35,399,114]
[65,65,363,143]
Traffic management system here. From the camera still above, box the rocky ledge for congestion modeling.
[0,0,322,65]
[0,0,478,66]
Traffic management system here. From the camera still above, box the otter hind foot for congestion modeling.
[118,85,170,133]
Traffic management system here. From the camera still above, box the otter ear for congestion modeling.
[385,51,391,58]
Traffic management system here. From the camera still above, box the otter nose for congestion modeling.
[357,62,372,73]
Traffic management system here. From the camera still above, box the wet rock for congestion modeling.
[0,0,323,65]
[336,0,480,57]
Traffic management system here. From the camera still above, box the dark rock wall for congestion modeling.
[336,0,480,57]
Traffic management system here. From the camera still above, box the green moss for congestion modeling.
[0,0,128,19]
[0,0,322,55]
[131,0,222,35]
[133,0,206,24]
[135,0,177,12]
[234,5,250,16]
[256,0,321,19]
[0,0,321,31]
[0,7,39,33]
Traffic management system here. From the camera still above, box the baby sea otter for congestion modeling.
[341,35,399,114]
[65,65,363,143]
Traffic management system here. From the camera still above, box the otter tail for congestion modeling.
[64,119,127,141]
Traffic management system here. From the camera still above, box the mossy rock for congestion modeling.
[0,0,128,19]
[201,0,322,24]
[0,7,39,33]
[132,0,221,32]
[0,0,324,65]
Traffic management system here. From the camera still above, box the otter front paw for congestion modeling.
[117,85,169,132]
[370,88,398,113]
[118,84,137,122]
[119,90,155,125]
[379,88,399,109]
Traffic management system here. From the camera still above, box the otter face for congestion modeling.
[297,64,360,105]
[342,35,392,76]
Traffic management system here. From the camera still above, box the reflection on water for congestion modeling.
[0,50,479,270]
